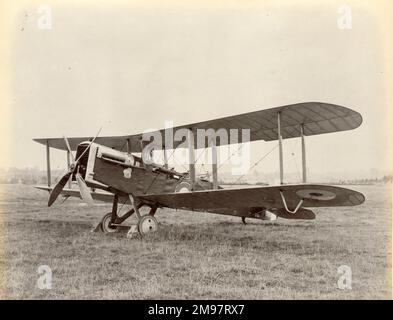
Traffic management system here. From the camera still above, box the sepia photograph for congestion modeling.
[0,0,392,302]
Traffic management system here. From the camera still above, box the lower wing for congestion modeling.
[35,184,365,220]
[34,185,120,203]
[137,184,365,211]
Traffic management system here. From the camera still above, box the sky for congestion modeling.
[2,1,392,182]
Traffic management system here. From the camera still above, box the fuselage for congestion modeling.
[74,142,278,220]
[74,141,212,195]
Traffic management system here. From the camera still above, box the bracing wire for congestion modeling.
[230,143,279,187]
[217,143,244,170]
[163,148,189,172]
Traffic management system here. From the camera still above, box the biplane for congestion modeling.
[33,102,365,237]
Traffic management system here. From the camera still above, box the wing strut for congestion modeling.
[163,145,169,169]
[210,136,218,189]
[300,124,307,183]
[66,150,72,188]
[46,140,51,187]
[277,112,284,184]
[277,116,307,184]
[126,138,131,153]
[188,129,196,190]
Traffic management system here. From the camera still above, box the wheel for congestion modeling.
[137,215,158,236]
[175,181,192,193]
[101,213,117,233]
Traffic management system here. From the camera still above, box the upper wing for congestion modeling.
[137,184,365,211]
[33,102,362,152]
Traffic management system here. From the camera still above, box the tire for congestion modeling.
[175,181,192,193]
[100,212,117,233]
[137,215,158,236]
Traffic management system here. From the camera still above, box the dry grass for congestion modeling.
[0,184,391,299]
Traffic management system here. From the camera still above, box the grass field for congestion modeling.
[0,184,391,299]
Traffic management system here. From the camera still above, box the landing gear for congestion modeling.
[97,193,159,237]
[137,215,159,236]
[129,195,158,237]
[101,212,117,233]
[99,193,121,234]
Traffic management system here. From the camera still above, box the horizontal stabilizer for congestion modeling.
[269,208,316,220]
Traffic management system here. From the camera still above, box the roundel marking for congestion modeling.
[296,189,336,201]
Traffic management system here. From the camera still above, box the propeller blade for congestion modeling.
[75,126,103,164]
[76,173,94,206]
[48,171,73,207]
[63,136,75,164]
[48,127,101,208]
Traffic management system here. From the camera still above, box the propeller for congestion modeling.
[48,171,74,207]
[76,168,94,206]
[47,127,102,207]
